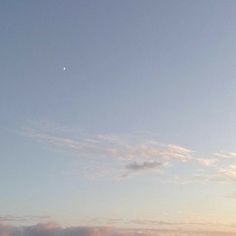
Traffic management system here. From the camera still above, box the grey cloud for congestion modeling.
[126,161,163,172]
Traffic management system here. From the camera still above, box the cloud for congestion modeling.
[192,164,236,184]
[122,161,165,178]
[215,152,236,160]
[22,127,197,179]
[196,158,217,167]
[0,215,50,224]
[126,161,163,171]
[22,122,236,182]
[0,223,236,236]
[218,165,236,181]
[23,128,193,163]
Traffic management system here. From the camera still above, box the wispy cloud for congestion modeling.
[191,164,236,184]
[218,165,236,181]
[22,127,193,163]
[196,158,217,167]
[22,125,196,179]
[215,152,236,160]
[21,121,236,182]
[0,215,50,224]
[106,217,236,231]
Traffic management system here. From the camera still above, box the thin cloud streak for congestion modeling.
[0,215,50,224]
[215,152,236,160]
[22,128,193,162]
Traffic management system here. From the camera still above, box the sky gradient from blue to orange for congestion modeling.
[1,0,236,234]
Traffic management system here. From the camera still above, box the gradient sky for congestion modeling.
[1,0,236,233]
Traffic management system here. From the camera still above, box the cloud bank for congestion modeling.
[0,223,235,236]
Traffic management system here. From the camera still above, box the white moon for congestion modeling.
[63,67,66,71]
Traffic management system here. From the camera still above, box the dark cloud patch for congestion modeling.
[126,161,163,172]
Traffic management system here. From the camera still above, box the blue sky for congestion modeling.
[1,0,236,234]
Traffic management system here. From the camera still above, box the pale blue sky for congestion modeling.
[1,0,236,232]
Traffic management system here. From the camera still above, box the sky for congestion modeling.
[1,0,236,235]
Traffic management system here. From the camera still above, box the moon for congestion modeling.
[63,67,66,71]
